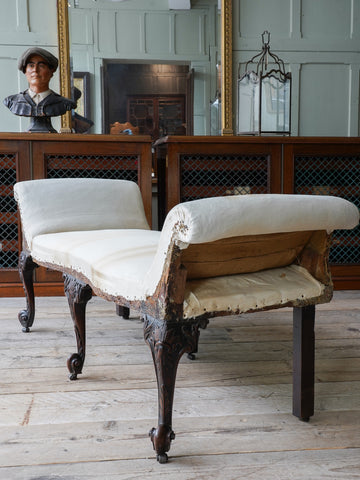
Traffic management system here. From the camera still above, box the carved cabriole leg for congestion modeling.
[144,315,209,463]
[18,251,39,332]
[293,305,316,421]
[63,274,92,381]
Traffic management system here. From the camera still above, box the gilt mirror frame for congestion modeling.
[57,0,72,132]
[56,0,233,135]
[221,0,233,135]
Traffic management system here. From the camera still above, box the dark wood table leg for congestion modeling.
[144,315,208,463]
[63,274,92,380]
[18,251,39,332]
[293,305,315,421]
[116,304,130,319]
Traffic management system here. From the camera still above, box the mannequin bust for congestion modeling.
[3,47,76,133]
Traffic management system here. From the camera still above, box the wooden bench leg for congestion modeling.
[144,315,208,463]
[293,305,315,421]
[115,304,130,319]
[18,251,39,333]
[63,274,92,381]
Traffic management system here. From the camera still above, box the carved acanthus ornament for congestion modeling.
[143,315,209,462]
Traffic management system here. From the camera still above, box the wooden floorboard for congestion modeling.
[0,291,359,479]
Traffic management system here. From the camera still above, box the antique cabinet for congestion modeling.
[0,137,31,287]
[127,95,186,138]
[283,139,360,289]
[1,134,359,294]
[0,133,152,296]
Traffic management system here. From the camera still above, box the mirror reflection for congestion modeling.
[104,63,191,139]
[0,0,222,134]
[67,0,221,135]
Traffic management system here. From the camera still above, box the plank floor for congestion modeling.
[0,291,359,479]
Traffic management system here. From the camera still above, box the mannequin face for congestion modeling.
[25,54,54,93]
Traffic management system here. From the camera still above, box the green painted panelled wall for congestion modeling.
[69,0,219,134]
[0,0,59,132]
[0,0,358,136]
[233,0,360,136]
[0,0,219,134]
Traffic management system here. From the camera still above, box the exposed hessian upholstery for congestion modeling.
[13,178,359,463]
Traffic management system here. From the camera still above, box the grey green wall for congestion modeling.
[0,0,358,136]
[233,0,360,136]
[0,0,219,134]
[0,0,59,132]
[69,0,219,134]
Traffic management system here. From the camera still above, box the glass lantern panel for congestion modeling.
[260,75,290,133]
[237,72,260,134]
[210,98,221,135]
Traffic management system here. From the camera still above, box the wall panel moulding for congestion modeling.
[168,0,191,10]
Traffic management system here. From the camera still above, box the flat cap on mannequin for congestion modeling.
[18,47,58,73]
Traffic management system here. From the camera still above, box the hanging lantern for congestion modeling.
[237,31,291,135]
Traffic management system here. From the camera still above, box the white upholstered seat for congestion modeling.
[14,180,359,315]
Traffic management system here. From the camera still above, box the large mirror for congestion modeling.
[57,0,233,135]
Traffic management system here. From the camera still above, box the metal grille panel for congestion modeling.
[180,154,270,202]
[0,153,18,269]
[46,154,139,183]
[294,155,360,265]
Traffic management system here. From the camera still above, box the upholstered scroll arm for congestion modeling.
[143,194,359,318]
